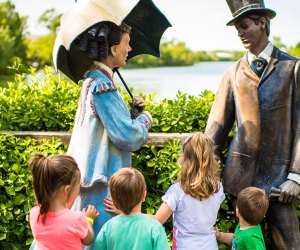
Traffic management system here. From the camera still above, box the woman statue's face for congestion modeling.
[110,32,132,68]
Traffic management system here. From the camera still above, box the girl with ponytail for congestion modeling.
[29,154,99,249]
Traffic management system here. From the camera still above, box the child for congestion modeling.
[151,132,225,249]
[29,154,99,249]
[216,187,269,250]
[93,167,170,250]
[105,132,225,249]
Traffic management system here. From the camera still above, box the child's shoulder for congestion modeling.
[167,182,182,192]
[141,214,163,225]
[138,215,166,234]
[30,205,40,219]
[165,182,187,198]
[30,205,40,212]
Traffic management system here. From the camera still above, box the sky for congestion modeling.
[6,0,300,51]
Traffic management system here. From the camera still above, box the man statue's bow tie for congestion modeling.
[250,57,268,77]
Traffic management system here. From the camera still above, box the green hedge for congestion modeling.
[0,66,79,131]
[0,134,235,250]
[0,66,214,133]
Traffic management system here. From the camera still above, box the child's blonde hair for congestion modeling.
[29,154,80,223]
[179,132,220,200]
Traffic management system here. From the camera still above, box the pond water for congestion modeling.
[115,61,234,100]
[0,61,235,100]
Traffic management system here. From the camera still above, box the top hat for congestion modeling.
[226,0,276,26]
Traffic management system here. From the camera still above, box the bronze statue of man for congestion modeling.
[205,0,300,249]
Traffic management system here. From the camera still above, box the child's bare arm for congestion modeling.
[146,202,172,224]
[81,205,99,245]
[216,230,234,246]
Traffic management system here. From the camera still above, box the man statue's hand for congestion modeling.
[279,180,300,203]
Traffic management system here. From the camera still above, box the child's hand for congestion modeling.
[81,205,98,245]
[214,227,234,246]
[82,205,99,219]
[103,196,121,215]
[215,228,221,241]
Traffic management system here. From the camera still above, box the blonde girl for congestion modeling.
[152,132,225,249]
[29,154,99,250]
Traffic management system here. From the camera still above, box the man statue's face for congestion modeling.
[234,17,266,52]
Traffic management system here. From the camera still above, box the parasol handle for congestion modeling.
[114,68,133,99]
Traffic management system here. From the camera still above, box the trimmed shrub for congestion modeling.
[0,66,80,131]
[0,134,236,249]
[0,67,214,133]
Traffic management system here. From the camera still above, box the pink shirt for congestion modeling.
[30,206,88,250]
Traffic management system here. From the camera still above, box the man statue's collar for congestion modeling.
[247,42,274,65]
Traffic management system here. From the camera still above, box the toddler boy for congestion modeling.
[216,187,269,250]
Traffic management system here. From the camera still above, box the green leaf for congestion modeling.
[26,238,33,245]
[146,207,154,214]
[9,172,17,181]
[11,243,21,250]
[14,208,21,215]
[15,186,23,191]
[2,216,9,223]
[171,120,177,125]
[12,163,20,173]
[221,202,229,210]
[14,194,26,205]
[162,126,171,132]
[150,145,157,156]
[157,177,166,184]
[0,233,6,240]
[146,161,155,167]
[185,125,193,130]
[198,120,206,127]
[5,186,16,196]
